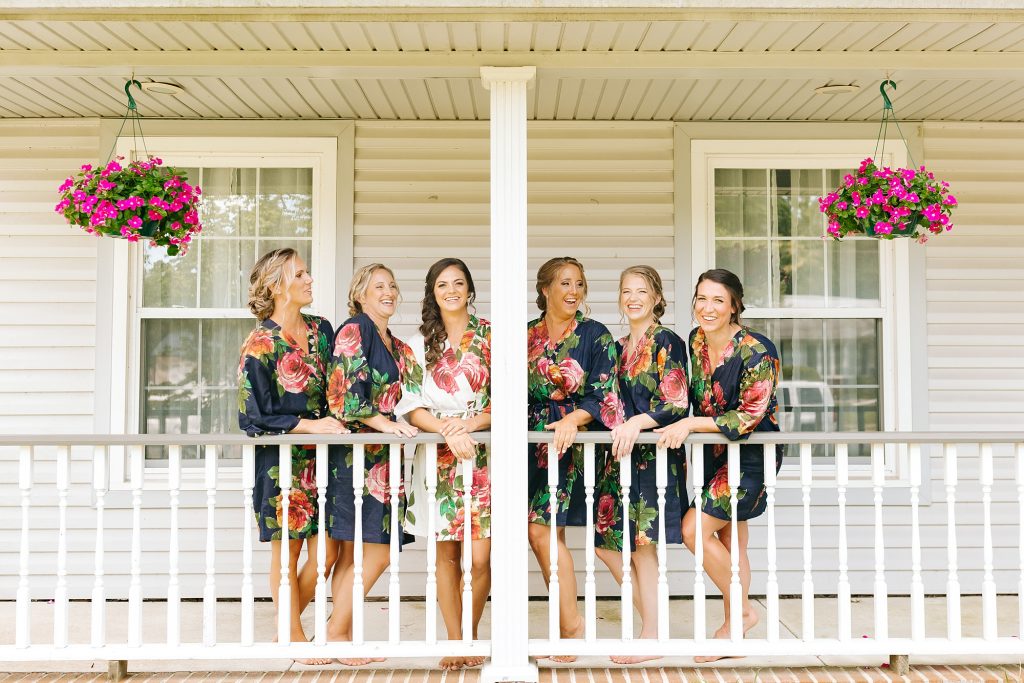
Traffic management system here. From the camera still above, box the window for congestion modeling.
[692,141,912,466]
[107,138,338,487]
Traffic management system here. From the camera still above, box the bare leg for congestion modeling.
[297,535,340,612]
[681,511,757,663]
[463,538,491,667]
[327,542,392,665]
[528,523,584,663]
[269,538,331,665]
[436,540,466,670]
[596,544,663,665]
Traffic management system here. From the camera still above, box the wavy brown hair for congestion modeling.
[619,265,666,323]
[420,258,476,368]
[535,256,590,317]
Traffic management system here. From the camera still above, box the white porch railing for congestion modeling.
[2,431,1023,678]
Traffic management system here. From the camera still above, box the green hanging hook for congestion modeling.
[879,79,897,110]
[124,79,142,111]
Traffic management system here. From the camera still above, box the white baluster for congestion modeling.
[945,443,961,641]
[981,443,997,641]
[389,442,402,644]
[547,437,560,643]
[278,443,292,646]
[835,443,851,642]
[166,445,182,648]
[584,442,597,642]
[241,445,256,647]
[871,442,888,641]
[16,446,32,649]
[1017,443,1024,641]
[763,444,779,642]
[909,444,925,641]
[128,445,143,648]
[352,443,365,645]
[54,445,69,648]
[728,443,741,642]
[425,442,438,644]
[315,443,328,646]
[800,443,813,641]
[620,448,633,641]
[656,444,668,642]
[462,456,475,644]
[204,445,218,647]
[692,444,705,641]
[92,445,108,649]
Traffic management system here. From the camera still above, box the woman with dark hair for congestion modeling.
[598,265,688,664]
[238,248,347,664]
[395,257,491,671]
[655,268,783,663]
[527,256,625,661]
[324,263,420,664]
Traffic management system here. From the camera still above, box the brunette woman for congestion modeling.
[324,263,419,664]
[599,265,688,664]
[655,268,783,663]
[238,248,347,663]
[395,257,491,670]
[527,256,625,661]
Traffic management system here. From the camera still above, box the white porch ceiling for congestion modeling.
[1,19,1022,121]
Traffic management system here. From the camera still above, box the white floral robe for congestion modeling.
[396,316,491,541]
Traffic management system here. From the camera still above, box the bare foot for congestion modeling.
[440,657,465,670]
[610,655,662,665]
[547,615,584,663]
[295,657,334,666]
[694,608,758,664]
[463,656,486,668]
[336,657,377,666]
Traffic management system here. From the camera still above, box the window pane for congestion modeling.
[142,241,198,308]
[258,239,312,276]
[201,319,252,461]
[716,239,770,307]
[773,169,823,238]
[259,168,313,237]
[828,239,881,307]
[201,168,257,237]
[714,169,767,238]
[777,239,826,307]
[199,238,257,308]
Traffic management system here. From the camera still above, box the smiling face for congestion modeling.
[277,254,313,310]
[693,279,737,335]
[542,264,585,320]
[358,267,399,323]
[619,273,660,327]
[432,264,470,315]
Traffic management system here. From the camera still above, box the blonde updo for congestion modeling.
[535,256,590,317]
[247,248,299,321]
[619,265,667,322]
[348,263,399,317]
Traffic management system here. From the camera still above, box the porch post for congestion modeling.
[480,65,537,683]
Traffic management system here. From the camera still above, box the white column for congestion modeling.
[480,64,537,683]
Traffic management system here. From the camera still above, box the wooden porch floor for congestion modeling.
[3,666,1023,682]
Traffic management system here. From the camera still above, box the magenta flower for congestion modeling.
[855,206,870,219]
[873,221,893,235]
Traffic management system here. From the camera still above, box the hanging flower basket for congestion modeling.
[819,80,957,244]
[55,156,203,256]
[819,157,957,243]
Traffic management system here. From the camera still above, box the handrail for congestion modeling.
[0,431,1022,446]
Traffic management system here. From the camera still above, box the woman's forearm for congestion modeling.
[406,408,447,433]
[683,416,719,433]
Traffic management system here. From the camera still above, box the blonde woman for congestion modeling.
[238,248,347,662]
[324,263,420,664]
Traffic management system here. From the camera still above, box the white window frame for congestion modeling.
[107,137,338,491]
[691,140,913,482]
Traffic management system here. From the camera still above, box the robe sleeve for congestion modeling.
[238,353,300,437]
[326,315,377,421]
[646,329,690,427]
[713,340,780,440]
[394,337,428,421]
[578,324,625,429]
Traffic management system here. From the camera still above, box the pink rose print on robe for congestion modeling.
[277,488,315,532]
[334,323,362,358]
[740,379,773,418]
[544,358,585,401]
[658,368,689,409]
[431,350,460,394]
[600,393,625,428]
[595,493,616,535]
[378,382,402,415]
[366,462,391,503]
[459,351,488,392]
[276,350,314,394]
[299,459,318,494]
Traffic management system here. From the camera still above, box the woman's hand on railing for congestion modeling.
[610,414,658,460]
[544,417,578,456]
[439,417,471,436]
[444,432,479,461]
[293,417,351,435]
[654,419,691,450]
[378,420,420,439]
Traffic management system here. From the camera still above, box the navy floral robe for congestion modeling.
[325,312,420,546]
[689,326,783,522]
[527,311,625,533]
[598,325,688,551]
[238,314,333,542]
